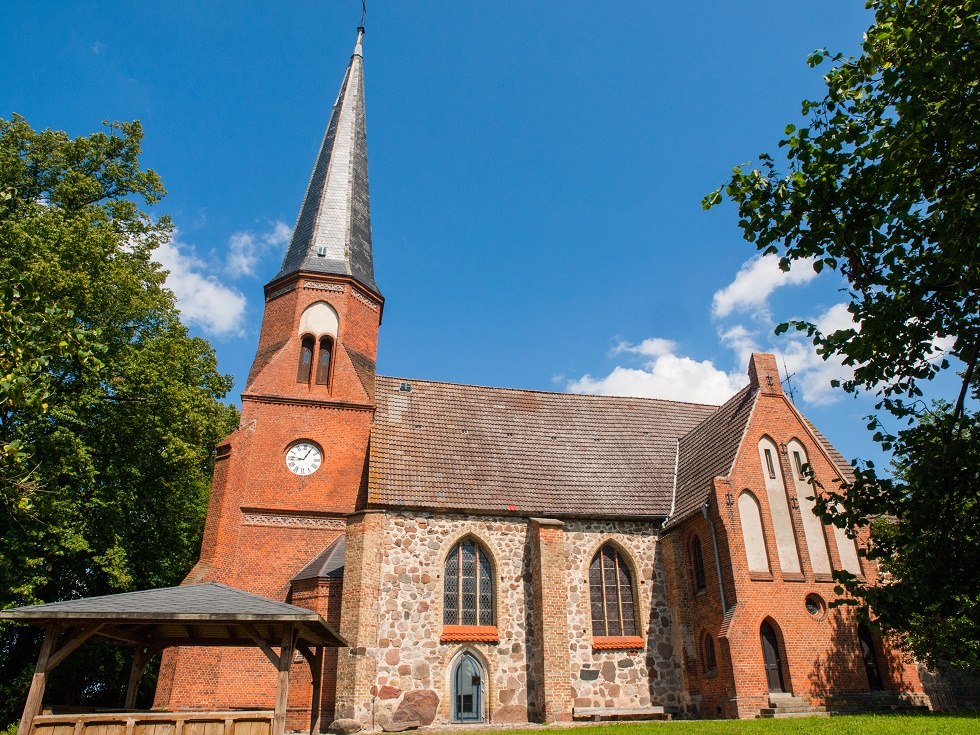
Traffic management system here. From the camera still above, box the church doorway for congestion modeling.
[857,624,884,691]
[451,652,485,723]
[760,621,787,693]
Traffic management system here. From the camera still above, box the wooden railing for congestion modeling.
[31,711,273,735]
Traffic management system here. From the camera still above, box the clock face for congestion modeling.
[285,441,322,476]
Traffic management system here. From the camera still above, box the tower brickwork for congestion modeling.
[155,28,380,728]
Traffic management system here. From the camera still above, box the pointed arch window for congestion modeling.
[589,545,639,643]
[443,538,495,632]
[691,535,707,593]
[315,336,333,385]
[297,335,315,383]
[702,632,717,676]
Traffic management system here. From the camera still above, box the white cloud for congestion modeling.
[712,254,819,319]
[155,232,247,336]
[226,221,292,278]
[568,339,742,405]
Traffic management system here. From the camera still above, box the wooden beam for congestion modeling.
[124,647,157,709]
[46,623,104,672]
[272,626,295,735]
[17,628,57,735]
[242,623,280,668]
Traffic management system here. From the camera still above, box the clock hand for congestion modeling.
[303,447,313,461]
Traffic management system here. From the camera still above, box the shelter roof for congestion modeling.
[0,582,345,648]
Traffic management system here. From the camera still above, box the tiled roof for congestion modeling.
[368,376,717,518]
[667,385,758,529]
[0,582,321,621]
[292,535,346,582]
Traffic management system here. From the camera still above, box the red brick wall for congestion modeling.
[667,354,926,718]
[155,272,379,727]
[528,519,573,722]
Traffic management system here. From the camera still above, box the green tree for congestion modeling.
[704,0,979,669]
[0,115,239,721]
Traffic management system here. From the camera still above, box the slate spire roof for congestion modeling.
[272,27,379,294]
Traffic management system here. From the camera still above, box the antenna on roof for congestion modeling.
[781,355,798,405]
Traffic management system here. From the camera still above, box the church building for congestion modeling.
[154,28,933,727]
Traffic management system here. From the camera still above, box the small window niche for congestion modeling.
[315,336,334,386]
[297,335,315,384]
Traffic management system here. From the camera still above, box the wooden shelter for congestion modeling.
[0,583,346,735]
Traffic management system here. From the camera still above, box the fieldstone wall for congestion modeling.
[563,520,686,712]
[370,512,536,727]
[362,511,683,728]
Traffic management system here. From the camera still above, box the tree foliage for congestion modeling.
[0,115,239,721]
[705,0,980,669]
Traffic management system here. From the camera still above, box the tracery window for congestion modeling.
[691,535,707,593]
[443,538,494,626]
[589,544,638,637]
[297,335,314,383]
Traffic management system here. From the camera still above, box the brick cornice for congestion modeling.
[242,392,375,412]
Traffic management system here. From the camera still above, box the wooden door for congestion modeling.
[760,622,786,693]
[858,624,884,691]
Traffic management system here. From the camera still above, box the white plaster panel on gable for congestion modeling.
[738,491,770,574]
[298,301,339,337]
[786,439,832,576]
[757,438,802,574]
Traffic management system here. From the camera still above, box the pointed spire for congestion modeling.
[273,27,379,294]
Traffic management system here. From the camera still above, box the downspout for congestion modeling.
[702,500,728,615]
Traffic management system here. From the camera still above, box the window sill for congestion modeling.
[814,573,834,583]
[441,625,498,643]
[782,572,806,582]
[748,571,773,582]
[592,635,645,651]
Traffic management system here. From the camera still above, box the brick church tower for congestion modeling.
[155,27,380,723]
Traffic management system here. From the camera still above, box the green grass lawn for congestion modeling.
[462,715,980,735]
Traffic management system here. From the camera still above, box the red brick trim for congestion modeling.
[592,635,645,651]
[441,625,498,643]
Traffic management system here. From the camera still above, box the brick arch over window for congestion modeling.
[738,490,771,574]
[588,543,639,639]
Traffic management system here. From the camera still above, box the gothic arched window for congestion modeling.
[691,535,707,593]
[589,544,638,637]
[702,632,717,675]
[315,336,333,385]
[297,335,315,383]
[444,538,494,626]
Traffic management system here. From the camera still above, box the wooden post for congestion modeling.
[272,626,295,735]
[17,628,57,735]
[301,646,323,735]
[124,647,154,709]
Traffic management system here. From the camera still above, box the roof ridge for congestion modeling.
[376,374,727,409]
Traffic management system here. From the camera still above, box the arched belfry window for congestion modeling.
[589,544,638,637]
[297,335,314,383]
[315,336,333,385]
[691,536,707,593]
[444,538,494,627]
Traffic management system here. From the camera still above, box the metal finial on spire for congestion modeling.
[360,0,366,28]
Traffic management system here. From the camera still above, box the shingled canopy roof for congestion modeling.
[0,582,345,648]
[369,376,718,518]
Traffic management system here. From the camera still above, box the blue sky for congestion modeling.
[5,2,902,465]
